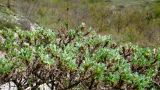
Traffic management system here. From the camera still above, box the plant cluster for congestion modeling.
[0,24,160,90]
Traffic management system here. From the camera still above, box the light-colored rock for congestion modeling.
[38,83,51,90]
[0,82,17,90]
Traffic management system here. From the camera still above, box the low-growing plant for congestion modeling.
[0,24,159,90]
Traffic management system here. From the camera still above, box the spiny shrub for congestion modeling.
[0,25,160,90]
